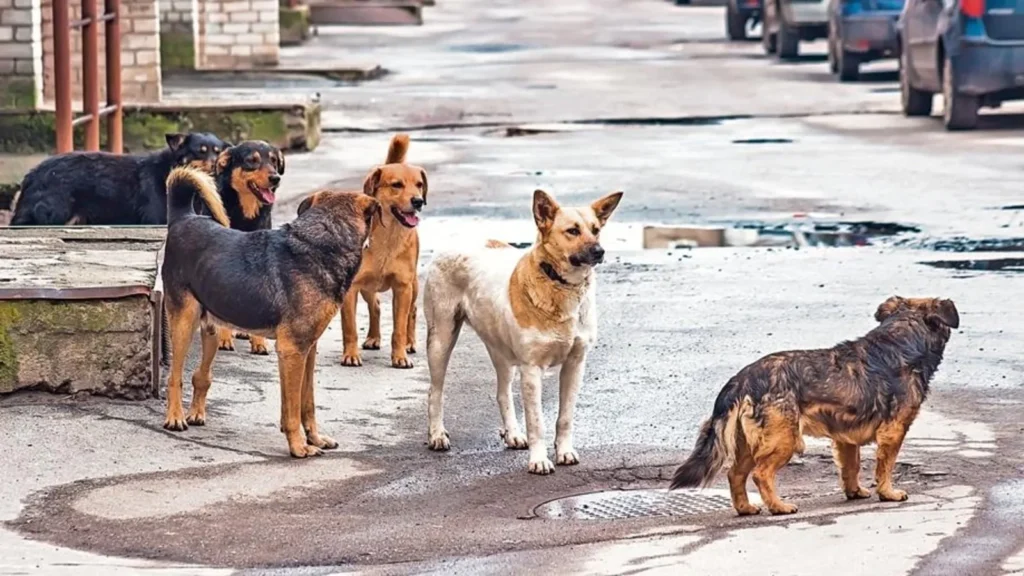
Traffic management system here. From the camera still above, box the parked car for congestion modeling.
[762,0,830,59]
[827,0,904,81]
[726,0,762,41]
[898,0,1024,130]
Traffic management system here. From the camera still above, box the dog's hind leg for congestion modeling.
[728,434,761,516]
[361,290,381,350]
[833,441,870,500]
[488,348,525,450]
[554,344,586,466]
[248,335,270,355]
[390,283,415,369]
[340,290,363,367]
[405,280,418,355]
[277,337,321,459]
[425,301,463,451]
[521,365,554,475]
[163,294,201,431]
[750,401,800,515]
[874,408,918,502]
[301,342,338,450]
[186,323,220,426]
[216,326,235,351]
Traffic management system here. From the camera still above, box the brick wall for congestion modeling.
[195,0,279,70]
[39,0,161,104]
[161,0,193,35]
[0,0,42,109]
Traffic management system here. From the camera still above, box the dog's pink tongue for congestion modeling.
[259,188,276,204]
[403,212,420,226]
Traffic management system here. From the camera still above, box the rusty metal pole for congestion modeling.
[81,0,100,151]
[52,0,73,154]
[105,0,122,153]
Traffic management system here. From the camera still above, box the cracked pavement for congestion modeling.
[3,1,1024,574]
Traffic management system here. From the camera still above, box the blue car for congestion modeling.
[828,0,905,81]
[898,0,1024,130]
[726,0,762,41]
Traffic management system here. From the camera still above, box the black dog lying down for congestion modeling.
[160,166,379,458]
[10,132,226,226]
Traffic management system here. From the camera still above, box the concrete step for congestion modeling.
[308,0,425,26]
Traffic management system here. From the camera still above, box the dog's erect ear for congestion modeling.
[297,193,318,216]
[273,149,286,175]
[165,133,187,151]
[591,191,623,226]
[363,167,382,197]
[928,299,960,329]
[420,169,428,205]
[215,148,232,174]
[532,189,560,234]
[874,296,904,323]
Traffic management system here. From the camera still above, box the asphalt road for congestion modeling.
[3,1,1024,575]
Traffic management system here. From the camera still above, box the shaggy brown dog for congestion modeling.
[297,134,426,369]
[670,296,959,515]
[161,166,378,458]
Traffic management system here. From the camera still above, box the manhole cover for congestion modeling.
[534,489,747,520]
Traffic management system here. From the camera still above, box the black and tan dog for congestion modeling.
[11,133,226,226]
[204,140,286,356]
[671,296,959,516]
[161,166,378,458]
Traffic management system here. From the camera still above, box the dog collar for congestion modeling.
[540,261,572,286]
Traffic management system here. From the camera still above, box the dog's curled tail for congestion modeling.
[166,166,230,227]
[386,133,410,164]
[670,387,750,490]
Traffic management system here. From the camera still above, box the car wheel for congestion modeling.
[727,3,748,40]
[942,56,979,130]
[838,48,860,81]
[777,19,799,59]
[762,30,778,54]
[899,44,933,117]
[827,25,838,73]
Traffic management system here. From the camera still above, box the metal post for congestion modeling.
[105,0,122,154]
[52,0,73,154]
[82,0,100,151]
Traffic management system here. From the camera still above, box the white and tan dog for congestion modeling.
[422,189,623,474]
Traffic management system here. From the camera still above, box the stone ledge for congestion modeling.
[0,100,321,153]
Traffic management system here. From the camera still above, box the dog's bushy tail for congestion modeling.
[166,166,230,227]
[386,133,410,164]
[670,382,747,490]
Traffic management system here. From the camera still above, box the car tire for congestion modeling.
[727,3,748,40]
[899,44,933,117]
[942,56,979,131]
[763,30,778,54]
[838,48,859,81]
[777,19,799,59]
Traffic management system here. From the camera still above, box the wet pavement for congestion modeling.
[4,0,1024,574]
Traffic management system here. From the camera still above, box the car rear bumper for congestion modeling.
[955,41,1024,96]
[839,14,899,54]
[785,2,829,25]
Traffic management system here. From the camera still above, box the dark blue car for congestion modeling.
[898,0,1024,130]
[828,0,905,81]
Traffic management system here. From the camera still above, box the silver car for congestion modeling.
[762,0,831,59]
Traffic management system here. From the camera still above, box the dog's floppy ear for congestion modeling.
[874,296,904,323]
[532,189,560,234]
[297,192,319,216]
[591,191,623,226]
[363,167,382,196]
[420,169,428,205]
[215,147,233,174]
[354,194,381,220]
[928,299,960,329]
[165,133,187,151]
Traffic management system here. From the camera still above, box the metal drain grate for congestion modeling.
[534,489,739,521]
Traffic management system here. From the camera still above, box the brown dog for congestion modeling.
[297,134,426,369]
[670,296,959,515]
[161,166,378,457]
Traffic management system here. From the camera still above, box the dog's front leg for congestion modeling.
[340,289,363,367]
[555,345,586,466]
[390,284,414,369]
[520,365,554,474]
[301,343,338,450]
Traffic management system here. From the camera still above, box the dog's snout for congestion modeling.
[410,196,425,210]
[589,244,605,262]
[269,173,281,187]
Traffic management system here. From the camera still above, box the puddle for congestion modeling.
[643,221,919,249]
[447,43,529,53]
[920,258,1024,273]
[731,138,794,144]
[1001,204,1024,210]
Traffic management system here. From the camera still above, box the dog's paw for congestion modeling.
[734,503,761,516]
[878,488,908,502]
[845,487,871,500]
[500,429,528,450]
[392,355,414,369]
[185,407,206,426]
[163,410,188,432]
[249,338,270,355]
[362,337,381,350]
[234,332,251,341]
[406,343,417,354]
[307,433,339,450]
[556,449,580,466]
[427,429,450,451]
[767,501,799,515]
[341,352,363,367]
[289,444,324,458]
[528,457,556,475]
[217,335,235,351]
